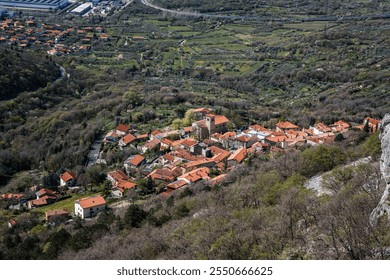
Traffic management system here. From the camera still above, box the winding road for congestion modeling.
[140,0,390,22]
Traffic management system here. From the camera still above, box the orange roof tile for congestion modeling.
[182,158,214,170]
[120,134,136,145]
[276,121,299,130]
[162,153,175,162]
[46,209,68,217]
[161,188,174,198]
[108,170,128,181]
[60,171,76,182]
[183,126,194,133]
[167,180,188,190]
[227,148,247,163]
[143,138,161,149]
[248,124,272,133]
[161,138,173,145]
[117,180,137,189]
[193,107,211,113]
[151,129,162,136]
[136,133,149,140]
[105,130,119,139]
[36,188,56,198]
[77,196,106,209]
[215,115,230,125]
[332,120,350,129]
[365,117,380,125]
[314,123,332,133]
[129,154,145,167]
[266,135,287,143]
[209,174,228,186]
[179,167,210,183]
[116,124,129,133]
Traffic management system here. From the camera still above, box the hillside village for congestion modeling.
[0,17,111,55]
[0,109,381,224]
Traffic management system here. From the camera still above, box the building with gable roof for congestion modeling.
[192,114,230,140]
[75,196,106,219]
[60,171,77,187]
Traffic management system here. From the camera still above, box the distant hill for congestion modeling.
[154,0,390,16]
[0,48,61,100]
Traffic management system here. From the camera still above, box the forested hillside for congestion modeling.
[154,0,390,16]
[0,48,60,100]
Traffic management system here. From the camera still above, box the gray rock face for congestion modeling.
[370,114,390,224]
[380,114,390,183]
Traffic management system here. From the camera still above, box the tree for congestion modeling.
[136,177,156,196]
[299,145,347,177]
[123,204,148,228]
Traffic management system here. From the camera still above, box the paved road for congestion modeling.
[140,0,390,22]
[86,136,103,168]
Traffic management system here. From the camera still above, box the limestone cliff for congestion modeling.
[370,114,390,224]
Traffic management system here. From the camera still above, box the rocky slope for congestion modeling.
[370,114,390,224]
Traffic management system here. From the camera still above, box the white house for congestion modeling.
[60,171,77,187]
[75,196,106,219]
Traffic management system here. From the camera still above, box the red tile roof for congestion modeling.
[161,138,173,146]
[120,134,136,145]
[30,195,57,207]
[60,171,76,182]
[215,115,230,125]
[161,188,174,198]
[129,154,145,167]
[276,121,299,130]
[179,167,210,183]
[151,129,162,136]
[366,117,380,125]
[117,180,137,189]
[332,120,350,129]
[108,170,128,182]
[162,153,175,162]
[1,193,24,199]
[183,126,194,133]
[77,196,106,209]
[227,148,247,163]
[235,135,252,143]
[105,130,119,139]
[193,107,211,113]
[209,174,228,186]
[46,209,69,219]
[266,135,287,143]
[116,124,129,133]
[182,158,214,170]
[136,133,149,140]
[143,138,161,150]
[167,180,188,190]
[36,188,56,198]
[248,124,272,133]
[314,123,332,133]
[172,148,199,161]
[209,146,231,162]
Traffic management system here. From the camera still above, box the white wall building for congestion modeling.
[75,196,106,219]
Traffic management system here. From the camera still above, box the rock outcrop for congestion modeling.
[370,114,390,224]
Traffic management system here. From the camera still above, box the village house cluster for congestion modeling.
[101,108,381,198]
[1,170,107,225]
[0,18,110,55]
[0,112,380,225]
